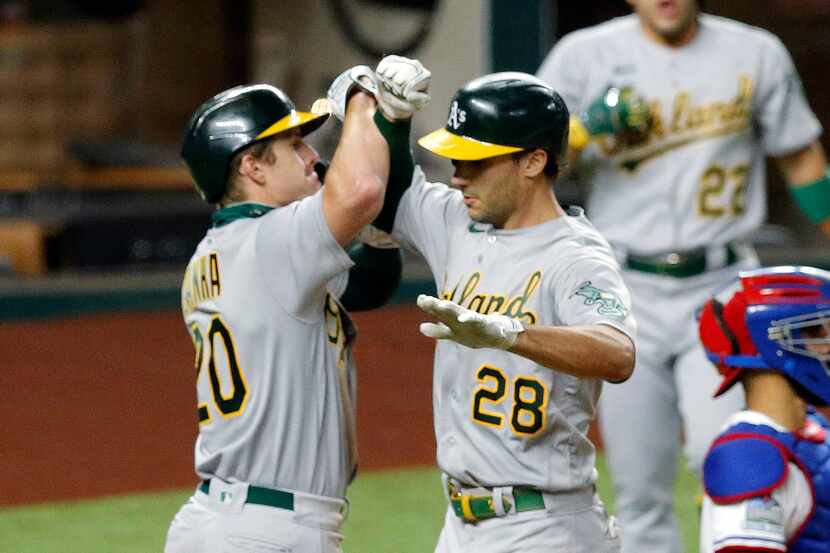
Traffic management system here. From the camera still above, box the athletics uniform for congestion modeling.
[537,14,822,553]
[392,168,636,552]
[165,197,357,553]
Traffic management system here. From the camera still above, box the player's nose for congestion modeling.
[450,160,470,188]
[451,174,469,190]
[302,142,320,168]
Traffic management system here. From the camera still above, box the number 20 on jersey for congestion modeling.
[190,316,249,425]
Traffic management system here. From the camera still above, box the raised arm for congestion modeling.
[321,58,431,246]
[322,91,390,246]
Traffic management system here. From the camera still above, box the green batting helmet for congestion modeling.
[418,72,569,161]
[182,84,329,203]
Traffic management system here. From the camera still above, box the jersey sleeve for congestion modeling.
[700,462,813,553]
[328,271,348,299]
[553,253,636,341]
[392,166,468,276]
[754,32,822,156]
[536,32,589,115]
[256,191,354,321]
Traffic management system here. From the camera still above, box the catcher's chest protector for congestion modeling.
[718,418,830,552]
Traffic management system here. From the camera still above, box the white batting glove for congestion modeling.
[355,224,400,249]
[321,65,380,122]
[375,55,431,120]
[417,294,525,350]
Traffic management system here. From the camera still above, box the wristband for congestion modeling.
[790,170,830,224]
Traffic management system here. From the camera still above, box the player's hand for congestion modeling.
[355,224,400,249]
[375,55,431,120]
[579,86,651,143]
[417,294,524,350]
[319,65,380,122]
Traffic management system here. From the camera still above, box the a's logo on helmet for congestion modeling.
[447,101,466,130]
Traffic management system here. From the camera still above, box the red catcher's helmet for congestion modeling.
[698,266,830,405]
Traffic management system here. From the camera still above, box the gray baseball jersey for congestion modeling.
[180,195,357,499]
[392,168,636,492]
[537,14,822,254]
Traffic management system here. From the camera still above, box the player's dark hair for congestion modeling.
[511,148,559,178]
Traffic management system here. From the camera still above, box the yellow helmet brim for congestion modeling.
[417,128,523,161]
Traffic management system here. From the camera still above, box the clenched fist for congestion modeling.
[375,55,431,120]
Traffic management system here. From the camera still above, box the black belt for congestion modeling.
[624,243,738,278]
[199,479,294,511]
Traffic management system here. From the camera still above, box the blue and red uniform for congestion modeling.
[700,410,830,552]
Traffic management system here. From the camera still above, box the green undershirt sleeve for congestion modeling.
[372,111,414,233]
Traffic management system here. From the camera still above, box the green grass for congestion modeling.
[0,488,189,553]
[0,458,701,553]
[595,455,702,553]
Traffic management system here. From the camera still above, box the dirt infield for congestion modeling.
[1,306,437,506]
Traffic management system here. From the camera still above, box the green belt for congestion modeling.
[200,479,294,511]
[449,486,546,523]
[624,243,738,278]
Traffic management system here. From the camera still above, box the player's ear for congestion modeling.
[518,149,547,178]
[239,152,267,186]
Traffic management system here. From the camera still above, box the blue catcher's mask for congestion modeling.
[699,266,830,405]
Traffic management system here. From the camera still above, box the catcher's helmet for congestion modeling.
[698,266,830,405]
[182,84,329,203]
[418,72,569,161]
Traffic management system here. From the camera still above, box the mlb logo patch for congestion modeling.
[743,496,783,532]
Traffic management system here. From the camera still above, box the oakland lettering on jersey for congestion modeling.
[608,74,754,170]
[182,252,221,316]
[668,76,751,135]
[441,271,541,325]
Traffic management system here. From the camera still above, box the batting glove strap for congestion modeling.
[417,294,525,350]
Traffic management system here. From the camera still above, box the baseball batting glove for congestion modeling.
[570,86,651,151]
[417,294,525,350]
[375,55,431,120]
[318,65,380,122]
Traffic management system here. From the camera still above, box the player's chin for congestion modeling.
[305,173,322,192]
[467,208,488,222]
